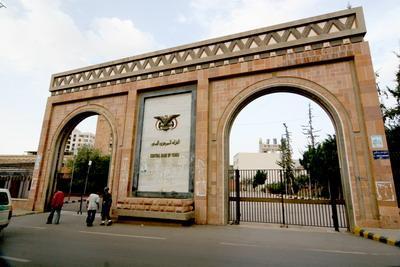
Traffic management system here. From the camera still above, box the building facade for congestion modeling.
[65,129,95,155]
[0,154,35,201]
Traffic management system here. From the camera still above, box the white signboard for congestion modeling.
[376,181,395,201]
[138,93,192,193]
[371,135,384,149]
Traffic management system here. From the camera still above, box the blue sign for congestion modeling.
[373,150,390,160]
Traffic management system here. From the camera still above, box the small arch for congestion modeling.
[40,104,118,210]
[216,76,356,228]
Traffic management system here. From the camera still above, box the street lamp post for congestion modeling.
[78,160,92,214]
[67,155,76,201]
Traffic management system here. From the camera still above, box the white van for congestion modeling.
[0,189,12,231]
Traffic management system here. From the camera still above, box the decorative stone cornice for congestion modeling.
[0,155,36,164]
[50,7,366,95]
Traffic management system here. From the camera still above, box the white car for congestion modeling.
[0,188,12,231]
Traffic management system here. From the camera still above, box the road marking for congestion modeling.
[370,252,400,256]
[21,226,46,230]
[220,242,258,247]
[79,231,166,240]
[305,248,368,255]
[0,256,31,263]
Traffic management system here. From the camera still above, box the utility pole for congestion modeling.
[0,2,6,8]
[302,103,320,149]
[302,103,320,198]
[67,155,76,201]
[78,160,92,214]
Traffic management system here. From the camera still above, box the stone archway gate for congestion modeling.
[25,7,399,229]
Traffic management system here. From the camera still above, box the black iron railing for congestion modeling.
[229,169,348,230]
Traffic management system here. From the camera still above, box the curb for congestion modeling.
[63,199,86,204]
[12,211,40,217]
[353,227,400,248]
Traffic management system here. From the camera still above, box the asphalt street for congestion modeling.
[0,211,399,267]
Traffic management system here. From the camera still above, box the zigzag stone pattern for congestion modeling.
[50,8,366,95]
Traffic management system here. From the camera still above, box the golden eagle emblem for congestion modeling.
[154,114,180,131]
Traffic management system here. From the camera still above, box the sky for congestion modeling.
[0,0,399,161]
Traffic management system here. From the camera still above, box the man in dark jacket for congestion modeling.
[46,190,65,224]
[101,187,112,226]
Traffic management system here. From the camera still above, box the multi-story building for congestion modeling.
[258,138,280,153]
[65,129,95,155]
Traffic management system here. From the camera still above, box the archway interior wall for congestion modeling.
[30,94,129,211]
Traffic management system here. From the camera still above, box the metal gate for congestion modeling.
[229,169,348,230]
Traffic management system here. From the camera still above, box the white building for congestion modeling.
[258,138,280,153]
[233,138,302,170]
[233,152,282,169]
[65,129,95,155]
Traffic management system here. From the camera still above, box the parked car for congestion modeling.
[0,188,12,232]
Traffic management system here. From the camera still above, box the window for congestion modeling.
[0,192,9,205]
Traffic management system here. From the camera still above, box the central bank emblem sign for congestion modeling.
[154,114,180,131]
[136,91,192,195]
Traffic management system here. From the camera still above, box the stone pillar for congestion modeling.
[353,43,400,228]
[194,72,209,224]
[94,115,112,155]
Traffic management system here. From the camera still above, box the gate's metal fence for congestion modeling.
[229,169,348,230]
[389,151,400,207]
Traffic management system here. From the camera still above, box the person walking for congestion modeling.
[86,192,100,227]
[46,189,65,224]
[100,187,112,226]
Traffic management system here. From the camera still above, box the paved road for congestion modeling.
[1,212,399,267]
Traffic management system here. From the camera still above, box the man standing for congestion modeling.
[101,187,112,226]
[46,189,65,224]
[86,192,100,227]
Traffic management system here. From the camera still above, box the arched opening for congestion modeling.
[44,111,114,212]
[222,83,352,230]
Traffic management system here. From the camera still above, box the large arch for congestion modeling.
[216,76,358,227]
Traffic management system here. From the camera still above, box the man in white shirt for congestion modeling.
[86,192,100,227]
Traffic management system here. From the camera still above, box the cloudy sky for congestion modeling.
[0,0,399,160]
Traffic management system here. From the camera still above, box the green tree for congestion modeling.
[383,54,400,128]
[277,123,296,194]
[300,135,340,198]
[66,146,110,195]
[377,53,400,206]
[384,54,400,151]
[252,170,267,189]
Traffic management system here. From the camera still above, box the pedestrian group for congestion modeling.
[46,186,113,227]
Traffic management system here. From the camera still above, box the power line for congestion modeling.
[0,2,6,8]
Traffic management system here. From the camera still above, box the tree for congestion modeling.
[252,170,267,189]
[378,53,400,129]
[65,146,110,195]
[300,135,340,198]
[377,53,400,206]
[277,123,296,194]
[384,54,400,128]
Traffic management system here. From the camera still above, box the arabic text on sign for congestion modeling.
[151,139,181,147]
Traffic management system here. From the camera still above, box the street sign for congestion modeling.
[372,150,390,160]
